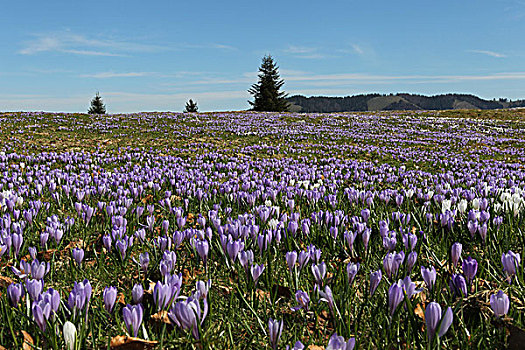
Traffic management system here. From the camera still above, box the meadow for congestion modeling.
[0,109,524,349]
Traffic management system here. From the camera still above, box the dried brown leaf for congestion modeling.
[21,330,34,350]
[150,310,171,325]
[110,335,158,350]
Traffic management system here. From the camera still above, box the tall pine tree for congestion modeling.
[88,92,106,114]
[248,55,289,112]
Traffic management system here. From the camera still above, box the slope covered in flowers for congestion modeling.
[0,110,524,349]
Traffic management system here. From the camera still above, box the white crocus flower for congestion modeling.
[441,199,452,213]
[63,321,77,350]
[457,199,468,214]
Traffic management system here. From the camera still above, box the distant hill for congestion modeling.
[286,93,525,112]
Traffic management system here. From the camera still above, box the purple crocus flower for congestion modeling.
[250,264,265,286]
[406,251,417,273]
[153,281,175,311]
[195,240,209,266]
[72,248,84,265]
[462,257,478,284]
[42,288,61,316]
[194,279,212,300]
[291,290,310,312]
[139,252,149,274]
[388,280,405,315]
[501,250,520,278]
[421,266,437,291]
[467,220,478,237]
[490,290,509,317]
[132,284,144,304]
[268,318,283,350]
[286,251,298,273]
[370,270,382,296]
[239,250,254,273]
[7,283,24,307]
[425,302,453,340]
[449,274,467,297]
[288,221,298,236]
[26,278,43,300]
[383,251,404,279]
[122,304,143,337]
[168,297,207,340]
[297,250,310,272]
[478,223,488,242]
[67,279,92,313]
[12,232,23,258]
[344,231,357,251]
[361,208,370,222]
[102,234,112,252]
[326,332,355,350]
[103,286,117,313]
[311,262,327,286]
[287,341,305,350]
[346,262,359,285]
[451,242,462,267]
[30,259,50,280]
[319,286,338,316]
[28,246,37,260]
[402,233,418,251]
[116,239,128,261]
[32,298,52,332]
[226,238,242,263]
[402,276,420,300]
[362,228,371,251]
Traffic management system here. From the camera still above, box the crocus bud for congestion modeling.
[7,283,24,307]
[132,284,144,304]
[490,290,509,317]
[421,266,437,291]
[103,286,117,313]
[285,251,298,273]
[268,318,283,350]
[346,262,359,285]
[501,250,520,278]
[63,321,77,350]
[451,242,462,267]
[425,302,453,340]
[370,270,382,296]
[72,248,84,265]
[122,304,143,337]
[462,257,478,285]
[250,264,265,286]
[388,280,405,315]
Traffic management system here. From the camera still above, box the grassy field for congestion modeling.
[0,109,524,349]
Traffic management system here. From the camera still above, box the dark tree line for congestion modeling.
[287,93,525,112]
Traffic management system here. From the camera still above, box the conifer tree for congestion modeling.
[248,55,289,112]
[88,92,106,114]
[184,99,198,113]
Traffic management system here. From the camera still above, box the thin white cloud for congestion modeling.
[61,49,126,57]
[468,50,507,58]
[282,45,335,59]
[283,45,317,54]
[80,72,152,78]
[19,31,235,57]
[351,44,365,55]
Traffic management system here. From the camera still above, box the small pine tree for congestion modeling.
[248,55,289,112]
[184,99,198,113]
[88,92,106,114]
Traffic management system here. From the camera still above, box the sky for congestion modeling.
[1,0,525,113]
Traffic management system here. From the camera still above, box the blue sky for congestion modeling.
[1,0,525,112]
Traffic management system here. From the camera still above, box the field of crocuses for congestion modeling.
[0,109,524,349]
